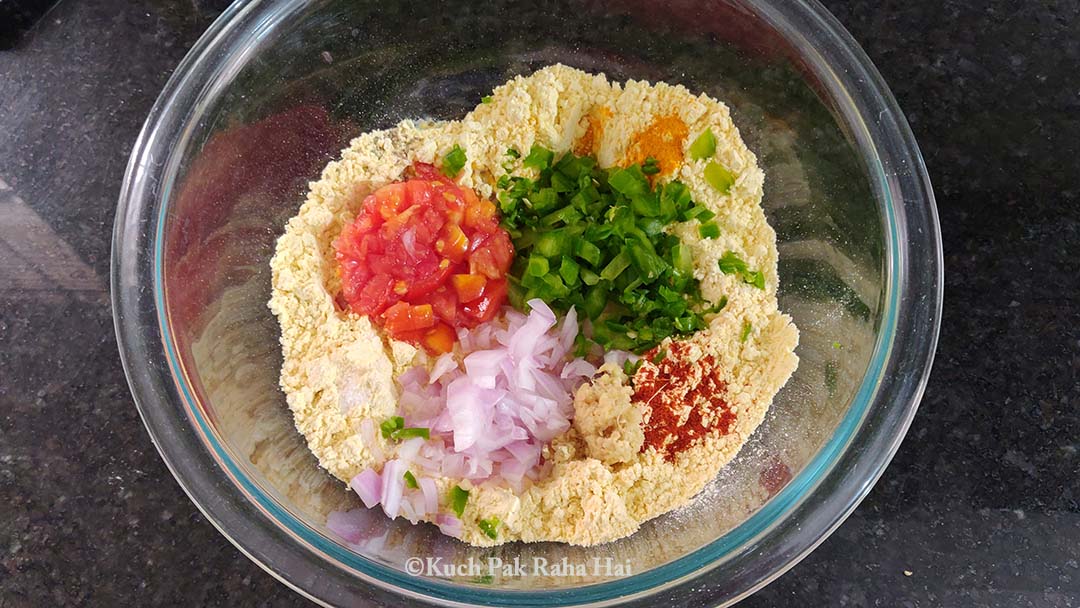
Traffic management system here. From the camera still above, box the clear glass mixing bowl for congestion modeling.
[111,0,941,605]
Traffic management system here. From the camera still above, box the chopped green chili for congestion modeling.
[689,129,716,160]
[698,221,721,239]
[392,427,430,441]
[449,486,469,518]
[478,517,500,540]
[442,145,467,178]
[718,251,765,290]
[379,416,404,439]
[641,156,661,175]
[704,160,735,193]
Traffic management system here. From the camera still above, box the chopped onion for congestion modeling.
[561,359,597,380]
[429,353,457,384]
[419,478,438,514]
[603,349,636,369]
[437,513,464,538]
[380,459,406,518]
[359,419,384,462]
[350,469,382,509]
[349,303,600,534]
[558,306,578,355]
[396,437,425,464]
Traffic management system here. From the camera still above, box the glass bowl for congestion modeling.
[111,0,941,605]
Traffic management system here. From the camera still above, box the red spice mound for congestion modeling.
[333,162,514,353]
[632,341,736,461]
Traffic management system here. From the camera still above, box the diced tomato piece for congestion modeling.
[381,204,422,235]
[373,183,407,219]
[405,259,453,299]
[423,287,458,324]
[422,323,456,354]
[417,207,447,241]
[405,179,434,207]
[411,162,442,182]
[333,292,349,311]
[383,302,435,335]
[451,273,487,303]
[355,273,395,315]
[461,186,479,207]
[464,197,498,229]
[461,278,507,324]
[438,224,469,261]
[468,231,514,279]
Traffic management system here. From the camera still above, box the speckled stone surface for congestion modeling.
[0,1,1077,606]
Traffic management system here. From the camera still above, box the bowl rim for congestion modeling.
[111,0,942,605]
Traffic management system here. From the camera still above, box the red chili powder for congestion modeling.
[632,342,736,461]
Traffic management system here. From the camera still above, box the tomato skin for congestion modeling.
[464,197,498,230]
[333,163,513,352]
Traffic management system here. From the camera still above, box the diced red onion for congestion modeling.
[419,478,438,514]
[397,363,428,387]
[561,359,597,379]
[603,349,635,368]
[437,514,464,538]
[350,469,382,509]
[429,353,457,384]
[380,459,406,518]
[558,306,578,354]
[359,419,384,462]
[396,437,425,464]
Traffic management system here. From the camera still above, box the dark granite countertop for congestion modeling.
[1,0,1078,606]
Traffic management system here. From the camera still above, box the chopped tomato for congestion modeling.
[451,274,487,303]
[333,162,515,352]
[461,278,507,324]
[404,258,453,299]
[424,287,459,324]
[383,302,435,334]
[438,224,469,261]
[468,231,514,279]
[422,323,457,354]
[464,197,498,230]
[373,182,407,219]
